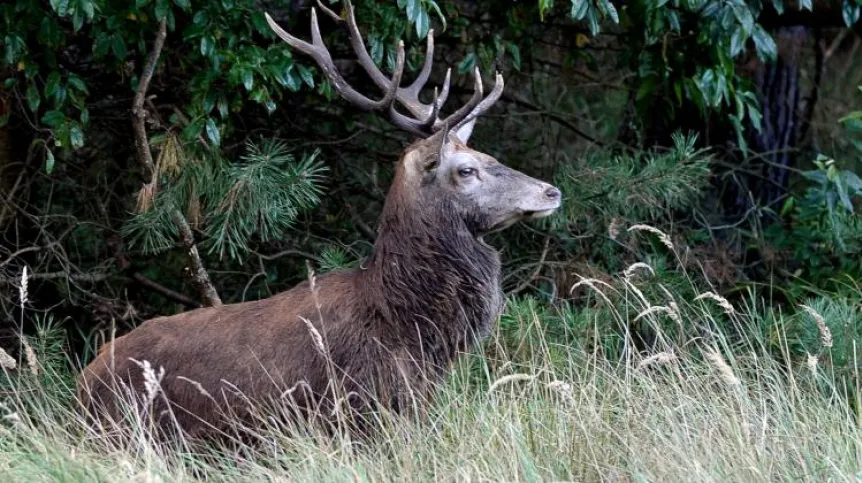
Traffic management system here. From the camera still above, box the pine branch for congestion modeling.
[130,20,222,307]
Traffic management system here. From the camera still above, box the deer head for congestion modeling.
[265,1,561,237]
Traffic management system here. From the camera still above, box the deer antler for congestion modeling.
[264,0,504,137]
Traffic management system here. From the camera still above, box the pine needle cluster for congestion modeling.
[551,132,711,231]
[123,138,326,261]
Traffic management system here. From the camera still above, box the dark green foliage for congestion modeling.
[2,0,862,396]
[764,145,862,294]
[552,132,711,230]
[123,139,326,261]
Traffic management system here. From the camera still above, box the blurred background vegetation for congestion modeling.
[1,0,862,370]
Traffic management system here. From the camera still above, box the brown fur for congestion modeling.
[77,133,559,439]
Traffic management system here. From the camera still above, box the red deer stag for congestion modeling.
[78,0,562,439]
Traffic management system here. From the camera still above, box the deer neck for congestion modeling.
[363,191,503,351]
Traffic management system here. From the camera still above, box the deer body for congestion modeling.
[78,2,561,439]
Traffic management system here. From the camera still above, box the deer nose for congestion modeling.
[544,186,561,200]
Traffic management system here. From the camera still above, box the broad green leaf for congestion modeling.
[70,123,84,148]
[844,118,862,133]
[45,72,61,99]
[571,0,589,20]
[507,43,521,71]
[193,10,208,25]
[843,0,861,26]
[41,110,65,127]
[81,0,95,20]
[201,36,214,57]
[369,36,384,66]
[838,110,862,123]
[457,52,476,74]
[296,64,314,88]
[748,103,763,132]
[205,118,220,146]
[844,171,862,192]
[51,0,70,16]
[586,8,600,36]
[799,0,812,10]
[732,4,754,36]
[415,8,430,38]
[773,0,786,15]
[836,177,853,212]
[406,0,418,21]
[599,0,619,23]
[112,35,127,59]
[173,0,190,9]
[68,74,87,93]
[45,148,55,174]
[27,84,40,112]
[730,27,745,57]
[242,69,254,91]
[72,9,84,31]
[752,24,777,61]
[427,0,446,30]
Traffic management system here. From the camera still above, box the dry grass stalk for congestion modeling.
[608,218,620,240]
[705,349,741,387]
[176,376,215,402]
[628,224,674,250]
[0,348,16,370]
[806,353,818,377]
[570,276,618,306]
[634,305,681,325]
[135,182,156,214]
[20,338,39,377]
[623,262,654,280]
[488,373,537,393]
[18,265,28,305]
[694,292,736,315]
[300,316,327,357]
[799,304,832,348]
[186,189,202,229]
[156,132,182,177]
[637,351,678,370]
[129,358,165,407]
[546,380,575,404]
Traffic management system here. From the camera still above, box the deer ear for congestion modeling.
[452,118,476,144]
[421,124,454,172]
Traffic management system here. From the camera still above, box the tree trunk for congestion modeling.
[735,26,810,217]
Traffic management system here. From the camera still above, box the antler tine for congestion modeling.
[454,71,505,131]
[340,0,392,92]
[402,30,435,98]
[315,0,341,22]
[266,10,404,113]
[267,2,504,138]
[434,66,484,130]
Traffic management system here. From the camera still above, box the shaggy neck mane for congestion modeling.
[360,162,502,367]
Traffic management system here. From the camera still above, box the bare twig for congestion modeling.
[499,90,603,147]
[255,249,324,264]
[131,20,222,307]
[0,270,110,284]
[345,202,377,240]
[132,21,167,180]
[131,271,200,308]
[173,212,222,306]
[506,235,552,297]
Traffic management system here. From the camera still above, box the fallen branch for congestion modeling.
[131,20,222,307]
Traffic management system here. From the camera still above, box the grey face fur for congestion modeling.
[424,121,562,236]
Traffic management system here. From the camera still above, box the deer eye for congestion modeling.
[458,167,476,178]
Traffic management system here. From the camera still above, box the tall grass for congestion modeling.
[2,243,861,481]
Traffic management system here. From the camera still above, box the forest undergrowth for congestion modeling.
[1,231,861,483]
